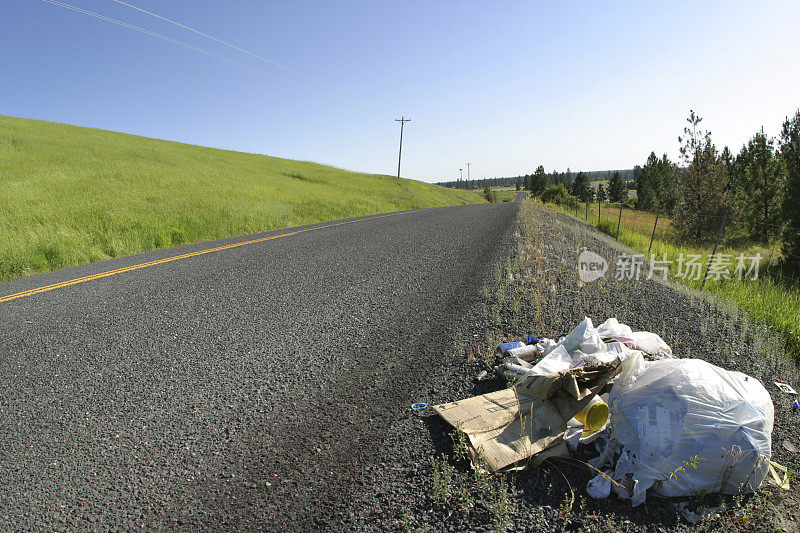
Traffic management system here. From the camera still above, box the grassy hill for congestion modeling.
[0,115,483,282]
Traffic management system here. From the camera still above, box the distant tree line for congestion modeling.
[436,108,800,270]
[436,169,635,191]
[527,109,800,270]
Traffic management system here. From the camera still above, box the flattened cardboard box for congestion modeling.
[434,360,620,472]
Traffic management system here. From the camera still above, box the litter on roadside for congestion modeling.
[592,352,774,506]
[775,380,797,395]
[434,358,620,472]
[433,316,777,506]
[767,461,791,490]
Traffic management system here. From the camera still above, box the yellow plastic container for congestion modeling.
[574,395,609,435]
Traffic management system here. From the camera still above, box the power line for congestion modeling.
[42,0,265,75]
[111,0,347,98]
[42,0,469,177]
[111,1,469,172]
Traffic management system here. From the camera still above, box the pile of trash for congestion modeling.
[434,317,778,506]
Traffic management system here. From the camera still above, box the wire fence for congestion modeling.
[566,199,800,288]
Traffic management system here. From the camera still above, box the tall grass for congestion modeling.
[551,201,800,359]
[0,115,484,281]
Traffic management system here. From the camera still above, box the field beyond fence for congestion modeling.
[552,199,800,360]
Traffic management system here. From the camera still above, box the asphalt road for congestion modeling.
[0,201,518,530]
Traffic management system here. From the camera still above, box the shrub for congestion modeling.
[541,183,571,205]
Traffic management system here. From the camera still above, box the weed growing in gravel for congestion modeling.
[400,506,414,532]
[431,456,454,504]
[450,428,470,463]
[456,474,476,515]
[490,476,513,533]
[654,455,703,491]
[453,338,465,360]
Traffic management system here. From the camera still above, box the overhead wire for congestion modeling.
[111,0,345,98]
[110,0,468,171]
[41,0,467,176]
[41,0,264,76]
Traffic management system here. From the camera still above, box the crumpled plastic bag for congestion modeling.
[597,317,672,358]
[542,317,606,357]
[602,352,773,506]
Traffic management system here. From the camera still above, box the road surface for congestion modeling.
[0,201,518,530]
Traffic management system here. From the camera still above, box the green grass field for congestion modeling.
[0,115,484,281]
[551,200,800,359]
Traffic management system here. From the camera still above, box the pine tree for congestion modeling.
[531,165,548,195]
[732,128,783,242]
[609,170,627,203]
[636,153,677,213]
[674,110,729,242]
[781,110,800,270]
[597,183,607,202]
[571,171,591,202]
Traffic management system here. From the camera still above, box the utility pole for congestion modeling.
[395,116,411,180]
[465,162,472,181]
[459,168,463,180]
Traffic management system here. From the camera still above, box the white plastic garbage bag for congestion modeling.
[530,345,573,374]
[607,353,774,506]
[597,318,634,342]
[586,471,614,499]
[597,317,672,357]
[628,331,672,358]
[542,317,606,357]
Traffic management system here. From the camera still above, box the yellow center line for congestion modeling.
[0,210,419,304]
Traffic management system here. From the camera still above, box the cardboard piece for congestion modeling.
[434,360,621,472]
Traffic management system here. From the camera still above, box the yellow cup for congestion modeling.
[574,395,609,434]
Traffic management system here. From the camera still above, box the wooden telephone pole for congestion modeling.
[395,116,411,179]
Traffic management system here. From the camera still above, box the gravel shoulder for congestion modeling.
[348,200,800,532]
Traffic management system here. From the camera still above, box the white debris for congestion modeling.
[603,352,774,506]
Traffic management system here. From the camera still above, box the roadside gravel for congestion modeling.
[349,200,799,532]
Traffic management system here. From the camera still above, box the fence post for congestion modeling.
[701,210,729,290]
[615,203,623,240]
[597,198,601,225]
[647,205,660,258]
[585,201,588,220]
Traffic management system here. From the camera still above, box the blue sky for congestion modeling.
[2,1,799,182]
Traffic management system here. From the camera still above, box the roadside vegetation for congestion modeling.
[516,108,800,361]
[553,200,800,360]
[0,115,483,281]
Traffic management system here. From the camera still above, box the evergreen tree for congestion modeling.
[636,152,678,213]
[597,183,607,202]
[571,171,591,202]
[781,110,800,270]
[674,111,729,242]
[609,170,628,203]
[515,178,521,191]
[732,128,783,242]
[531,165,548,195]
